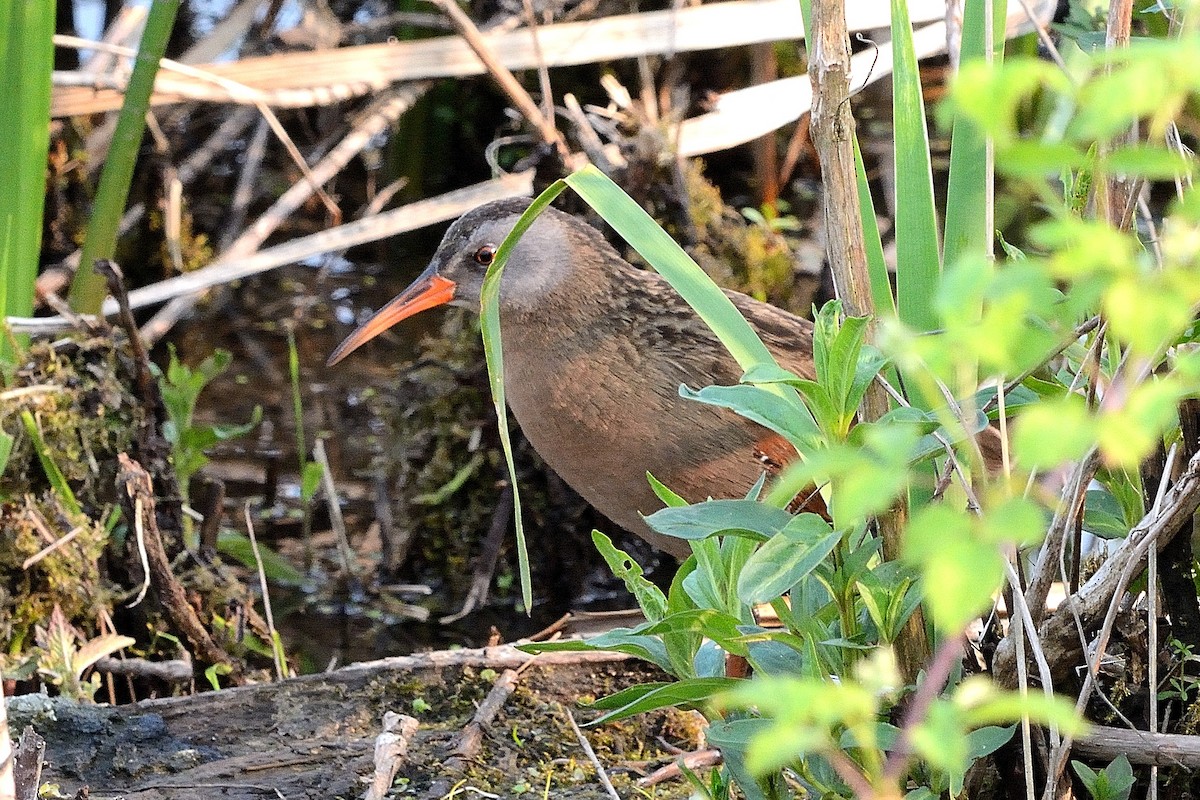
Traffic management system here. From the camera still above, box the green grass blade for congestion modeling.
[0,0,54,358]
[566,168,777,369]
[481,181,570,614]
[21,409,81,517]
[890,0,942,332]
[854,138,895,315]
[943,0,1003,269]
[70,0,182,313]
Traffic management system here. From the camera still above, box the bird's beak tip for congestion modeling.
[326,270,456,366]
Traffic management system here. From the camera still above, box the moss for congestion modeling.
[0,336,144,650]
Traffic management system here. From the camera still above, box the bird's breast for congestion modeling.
[498,318,777,537]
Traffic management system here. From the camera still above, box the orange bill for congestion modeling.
[326,265,457,366]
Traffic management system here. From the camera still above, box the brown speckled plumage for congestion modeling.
[332,199,817,558]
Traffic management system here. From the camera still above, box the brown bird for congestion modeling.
[328,199,816,558]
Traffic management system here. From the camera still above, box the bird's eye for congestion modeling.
[473,245,497,266]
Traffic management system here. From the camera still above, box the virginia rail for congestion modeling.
[328,199,816,558]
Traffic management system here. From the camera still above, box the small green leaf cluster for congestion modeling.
[155,346,262,510]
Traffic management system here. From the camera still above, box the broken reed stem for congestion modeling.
[431,0,569,162]
[116,454,244,683]
[445,669,520,770]
[808,0,929,682]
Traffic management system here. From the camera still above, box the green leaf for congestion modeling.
[300,460,323,504]
[1083,488,1131,539]
[592,531,668,623]
[646,472,689,507]
[942,0,1004,271]
[853,137,896,315]
[584,677,740,725]
[704,718,776,800]
[518,631,671,672]
[1012,394,1096,468]
[216,531,305,584]
[904,505,1005,632]
[1071,755,1135,800]
[412,452,484,505]
[680,384,820,452]
[664,557,702,678]
[480,182,570,615]
[1101,144,1192,179]
[891,0,942,332]
[956,675,1088,735]
[643,499,795,542]
[0,429,13,479]
[736,515,840,605]
[20,410,80,517]
[564,167,776,370]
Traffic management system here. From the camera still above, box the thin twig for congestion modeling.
[431,0,569,161]
[244,501,286,681]
[565,709,621,800]
[314,438,358,579]
[446,669,521,768]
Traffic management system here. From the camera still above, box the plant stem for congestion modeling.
[70,0,182,313]
[807,0,929,683]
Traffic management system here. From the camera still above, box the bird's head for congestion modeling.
[327,197,586,366]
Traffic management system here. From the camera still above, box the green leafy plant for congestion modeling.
[34,605,135,701]
[1071,756,1136,800]
[155,347,261,535]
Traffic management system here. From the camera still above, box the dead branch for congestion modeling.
[445,668,521,768]
[808,0,927,683]
[1075,725,1200,769]
[115,454,244,684]
[95,656,193,683]
[637,749,722,787]
[995,445,1200,688]
[11,727,44,800]
[365,713,420,800]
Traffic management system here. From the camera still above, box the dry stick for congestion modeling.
[41,106,256,297]
[365,713,420,800]
[1037,448,1200,797]
[565,709,621,800]
[1074,725,1200,769]
[219,117,270,253]
[637,749,722,787]
[116,454,244,684]
[59,36,338,219]
[1101,0,1137,231]
[431,0,570,162]
[244,501,286,681]
[140,83,431,344]
[20,525,84,570]
[446,669,521,769]
[1145,447,1175,800]
[441,483,514,624]
[807,0,931,675]
[1026,450,1099,626]
[563,93,618,172]
[11,727,45,800]
[314,438,359,579]
[521,0,557,128]
[95,655,192,682]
